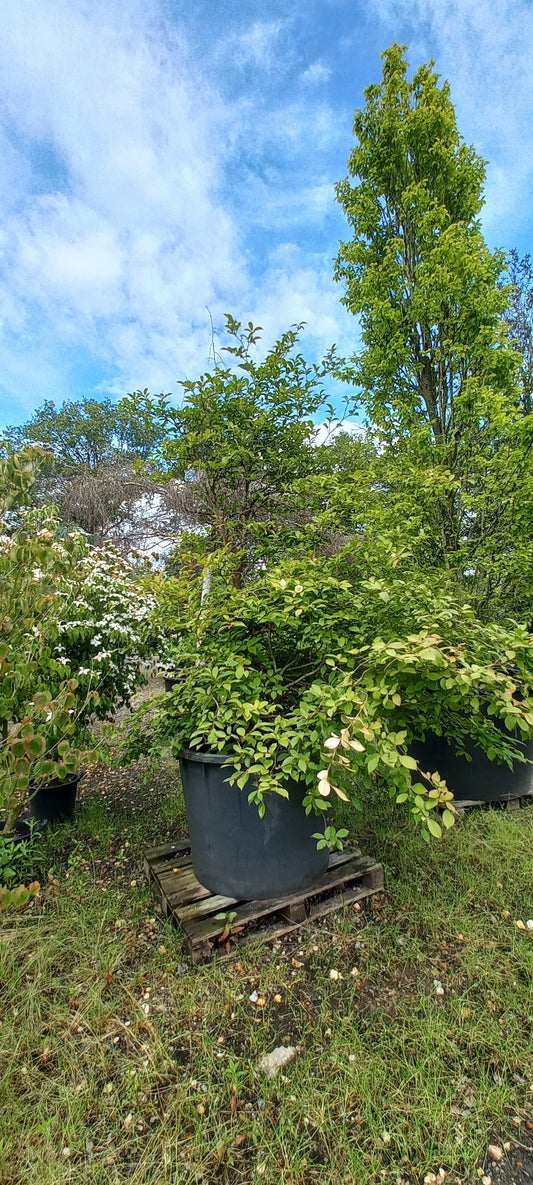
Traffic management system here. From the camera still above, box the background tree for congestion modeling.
[503,250,533,416]
[334,42,533,618]
[3,396,183,552]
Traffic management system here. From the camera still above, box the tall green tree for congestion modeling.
[334,43,533,617]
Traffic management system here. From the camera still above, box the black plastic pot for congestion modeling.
[179,749,329,900]
[29,773,83,824]
[0,818,47,843]
[164,675,182,693]
[410,731,533,803]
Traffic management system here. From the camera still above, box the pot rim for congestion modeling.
[180,749,233,766]
[28,771,85,792]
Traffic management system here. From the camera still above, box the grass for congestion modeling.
[0,763,532,1185]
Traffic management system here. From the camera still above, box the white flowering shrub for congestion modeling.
[56,545,159,721]
[0,448,159,842]
[0,450,89,838]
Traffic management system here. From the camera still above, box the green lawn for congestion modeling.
[1,764,532,1185]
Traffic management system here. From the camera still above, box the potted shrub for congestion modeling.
[1,678,88,834]
[0,446,159,840]
[120,313,533,893]
[121,542,533,898]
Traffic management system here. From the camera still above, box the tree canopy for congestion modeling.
[335,42,520,445]
[334,43,533,618]
[504,250,533,417]
[126,316,336,585]
[5,396,161,471]
[3,396,174,550]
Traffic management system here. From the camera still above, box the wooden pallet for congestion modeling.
[144,841,384,964]
[452,786,533,816]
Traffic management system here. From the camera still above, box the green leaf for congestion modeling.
[427,817,442,839]
[26,736,45,757]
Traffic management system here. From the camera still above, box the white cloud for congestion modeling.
[0,0,246,403]
[0,0,349,412]
[301,61,332,87]
[246,243,354,361]
[232,19,287,69]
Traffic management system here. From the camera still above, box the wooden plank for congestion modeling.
[145,836,384,964]
[144,839,191,861]
[281,901,306,923]
[185,854,381,945]
[146,843,358,882]
[308,878,384,923]
[166,881,214,910]
[158,867,200,899]
[205,919,304,962]
[152,882,171,919]
[358,862,385,891]
[192,875,385,964]
[327,847,362,867]
[178,892,240,926]
[143,841,192,880]
[150,854,194,876]
[442,787,533,815]
[186,889,300,943]
[187,937,213,964]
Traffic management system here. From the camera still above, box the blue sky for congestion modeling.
[0,0,532,429]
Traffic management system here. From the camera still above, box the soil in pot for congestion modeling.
[29,773,84,824]
[179,749,329,900]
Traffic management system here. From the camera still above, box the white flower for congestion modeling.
[294,585,304,594]
[31,568,45,582]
